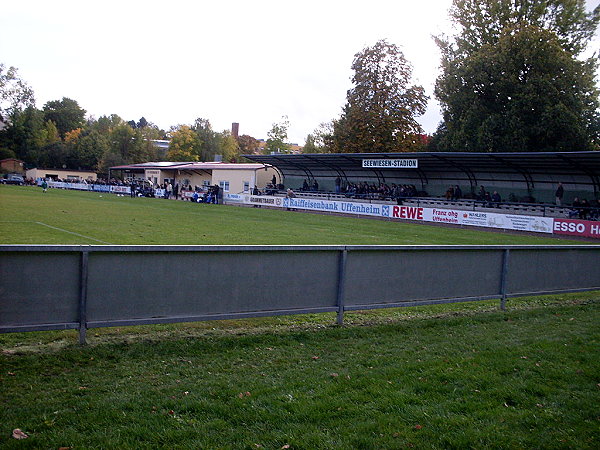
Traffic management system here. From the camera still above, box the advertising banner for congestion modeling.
[110,185,131,195]
[181,191,196,200]
[48,181,90,191]
[248,195,284,207]
[553,219,600,239]
[239,195,558,235]
[224,193,244,202]
[283,197,386,217]
[91,184,111,192]
[381,205,553,234]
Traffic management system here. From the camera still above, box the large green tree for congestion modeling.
[332,40,428,153]
[265,116,290,154]
[43,97,86,138]
[167,125,201,161]
[434,0,600,152]
[0,106,61,165]
[69,130,110,170]
[303,122,334,153]
[216,130,241,162]
[0,64,35,122]
[192,118,219,161]
[237,134,260,155]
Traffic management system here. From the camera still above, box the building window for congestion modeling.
[243,181,250,193]
[219,181,230,192]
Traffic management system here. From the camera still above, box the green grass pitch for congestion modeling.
[0,185,580,245]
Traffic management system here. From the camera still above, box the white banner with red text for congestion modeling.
[239,195,562,235]
[553,218,600,239]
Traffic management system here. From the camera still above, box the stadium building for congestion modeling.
[244,151,600,204]
[109,161,278,194]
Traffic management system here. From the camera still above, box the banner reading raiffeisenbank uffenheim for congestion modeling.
[240,195,554,234]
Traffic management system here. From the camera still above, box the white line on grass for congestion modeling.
[35,222,112,244]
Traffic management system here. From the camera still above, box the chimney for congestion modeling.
[231,122,239,139]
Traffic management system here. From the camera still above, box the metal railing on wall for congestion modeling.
[1,245,599,344]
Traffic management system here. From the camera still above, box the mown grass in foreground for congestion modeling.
[1,293,599,449]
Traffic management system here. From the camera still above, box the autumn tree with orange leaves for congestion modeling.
[332,40,428,153]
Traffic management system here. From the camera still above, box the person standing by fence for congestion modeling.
[212,184,220,204]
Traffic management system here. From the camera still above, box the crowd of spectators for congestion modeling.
[295,179,419,202]
[342,182,418,202]
[568,198,600,220]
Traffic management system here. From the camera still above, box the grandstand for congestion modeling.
[244,151,600,219]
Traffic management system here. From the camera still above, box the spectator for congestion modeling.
[568,197,581,218]
[580,198,590,220]
[491,191,501,208]
[130,180,137,198]
[555,182,564,206]
[265,183,276,195]
[477,186,486,201]
[445,186,454,200]
[589,199,599,220]
[484,191,492,207]
[212,184,220,204]
[453,185,462,201]
[286,188,297,211]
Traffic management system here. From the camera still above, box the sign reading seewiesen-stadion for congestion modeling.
[362,159,418,168]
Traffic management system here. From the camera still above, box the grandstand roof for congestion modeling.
[111,161,268,171]
[243,151,600,193]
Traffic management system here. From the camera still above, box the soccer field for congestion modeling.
[1,185,599,448]
[0,185,581,245]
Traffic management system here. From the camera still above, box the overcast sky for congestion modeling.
[1,0,598,145]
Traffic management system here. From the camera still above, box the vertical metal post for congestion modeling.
[336,249,348,326]
[500,249,510,311]
[78,251,89,345]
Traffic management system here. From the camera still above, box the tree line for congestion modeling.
[304,0,599,153]
[1,0,599,173]
[0,87,271,174]
[0,65,293,174]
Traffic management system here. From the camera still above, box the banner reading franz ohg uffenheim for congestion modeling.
[361,159,418,168]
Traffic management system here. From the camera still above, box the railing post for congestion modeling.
[500,249,510,311]
[336,249,348,326]
[78,251,89,345]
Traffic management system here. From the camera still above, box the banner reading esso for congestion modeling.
[553,219,600,239]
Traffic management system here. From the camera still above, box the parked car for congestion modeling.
[2,174,25,185]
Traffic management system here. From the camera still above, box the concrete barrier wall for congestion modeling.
[1,245,599,343]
